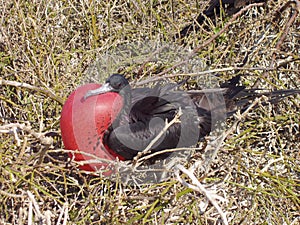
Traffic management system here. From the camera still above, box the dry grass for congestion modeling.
[1,0,300,224]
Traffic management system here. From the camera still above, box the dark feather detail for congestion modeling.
[177,0,267,38]
[86,74,299,160]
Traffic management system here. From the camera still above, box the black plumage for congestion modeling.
[178,0,267,38]
[84,74,298,160]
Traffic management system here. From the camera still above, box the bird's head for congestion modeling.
[84,74,130,100]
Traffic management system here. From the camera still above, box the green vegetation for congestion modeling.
[0,0,299,224]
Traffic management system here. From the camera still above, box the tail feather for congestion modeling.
[190,75,299,121]
[227,87,300,116]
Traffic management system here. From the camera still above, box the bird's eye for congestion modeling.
[116,82,122,89]
[111,82,121,90]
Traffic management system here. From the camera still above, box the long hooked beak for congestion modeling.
[84,83,114,100]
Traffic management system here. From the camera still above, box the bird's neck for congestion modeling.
[112,87,132,127]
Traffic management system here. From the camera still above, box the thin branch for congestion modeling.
[27,191,43,223]
[135,3,265,86]
[0,78,64,105]
[253,0,300,88]
[136,147,200,164]
[0,190,24,198]
[203,97,261,172]
[134,65,300,86]
[132,108,182,167]
[0,123,53,146]
[175,164,229,225]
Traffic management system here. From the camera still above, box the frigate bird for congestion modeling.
[77,74,298,161]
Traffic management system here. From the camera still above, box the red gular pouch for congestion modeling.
[60,83,125,176]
